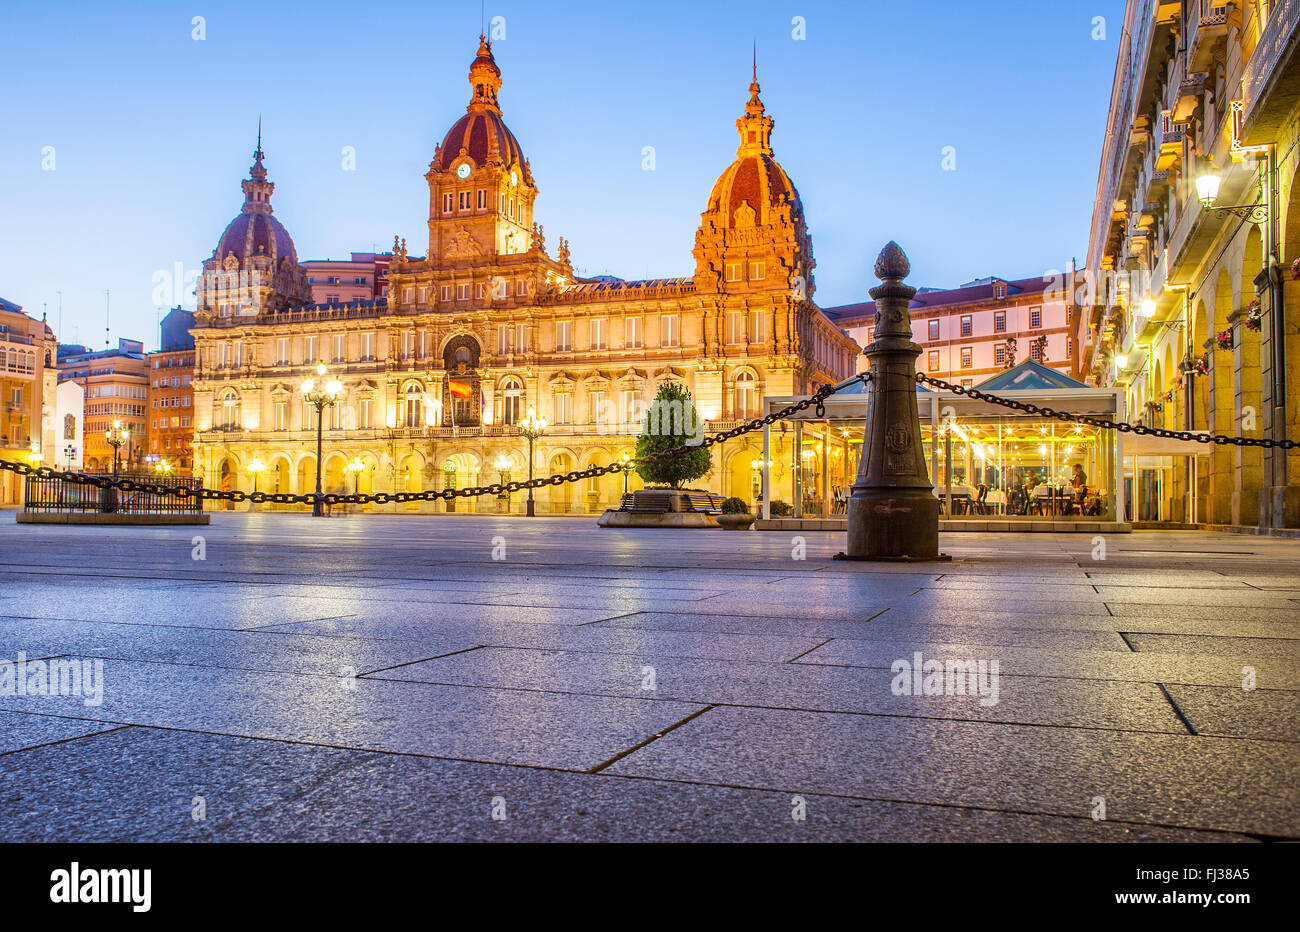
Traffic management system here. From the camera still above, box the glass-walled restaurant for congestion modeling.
[758,362,1128,526]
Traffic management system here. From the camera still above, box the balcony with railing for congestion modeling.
[1187,0,1232,73]
[1239,0,1300,145]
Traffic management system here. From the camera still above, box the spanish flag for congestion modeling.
[448,379,472,398]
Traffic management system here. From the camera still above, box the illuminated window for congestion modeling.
[928,350,939,370]
[660,314,679,347]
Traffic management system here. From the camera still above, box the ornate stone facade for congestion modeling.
[190,39,857,512]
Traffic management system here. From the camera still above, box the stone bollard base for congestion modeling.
[835,490,950,562]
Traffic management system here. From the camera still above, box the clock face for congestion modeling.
[510,170,518,187]
[456,163,471,179]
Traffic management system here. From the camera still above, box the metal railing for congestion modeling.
[23,472,202,515]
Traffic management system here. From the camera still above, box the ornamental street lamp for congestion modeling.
[1195,167,1267,223]
[517,406,546,517]
[493,454,512,486]
[105,420,129,475]
[247,456,265,493]
[620,452,633,496]
[343,456,367,495]
[301,361,344,517]
[154,459,172,475]
[493,454,513,512]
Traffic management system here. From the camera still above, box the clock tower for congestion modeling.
[425,36,538,263]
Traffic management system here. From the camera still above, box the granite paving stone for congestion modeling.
[0,709,123,755]
[1161,684,1300,741]
[0,658,704,770]
[604,706,1300,837]
[368,646,1188,732]
[0,727,1251,842]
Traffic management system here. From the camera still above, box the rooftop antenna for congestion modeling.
[481,0,485,36]
[104,290,110,347]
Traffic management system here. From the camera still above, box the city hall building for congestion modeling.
[189,38,857,512]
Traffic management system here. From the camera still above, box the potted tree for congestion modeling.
[633,381,713,505]
[717,496,755,530]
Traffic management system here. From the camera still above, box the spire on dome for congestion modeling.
[736,51,773,157]
[467,34,503,115]
[241,123,275,213]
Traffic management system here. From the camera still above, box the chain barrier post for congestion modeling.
[838,242,948,562]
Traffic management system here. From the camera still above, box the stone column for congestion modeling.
[839,243,947,561]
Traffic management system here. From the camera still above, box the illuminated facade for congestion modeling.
[189,39,857,511]
[56,339,148,474]
[0,298,57,505]
[1081,0,1300,529]
[827,272,1083,388]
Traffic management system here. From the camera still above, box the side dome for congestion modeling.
[431,35,533,183]
[212,137,298,265]
[706,153,803,229]
[214,211,297,265]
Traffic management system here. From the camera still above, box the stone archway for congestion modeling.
[548,452,574,513]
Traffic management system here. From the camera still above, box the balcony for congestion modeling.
[1239,0,1300,146]
[1174,71,1206,121]
[1156,110,1188,169]
[1187,1,1232,73]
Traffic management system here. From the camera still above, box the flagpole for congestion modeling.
[449,381,458,438]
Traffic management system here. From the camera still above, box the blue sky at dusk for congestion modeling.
[0,0,1125,349]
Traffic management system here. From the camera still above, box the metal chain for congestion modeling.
[0,374,871,507]
[915,372,1298,449]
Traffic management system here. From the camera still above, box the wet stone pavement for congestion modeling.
[0,512,1296,842]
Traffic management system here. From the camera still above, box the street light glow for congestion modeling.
[1195,169,1221,208]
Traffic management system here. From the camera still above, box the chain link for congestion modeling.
[915,372,1298,450]
[0,374,871,507]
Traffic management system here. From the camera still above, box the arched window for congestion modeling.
[501,377,523,425]
[403,382,423,428]
[220,390,239,430]
[735,370,757,419]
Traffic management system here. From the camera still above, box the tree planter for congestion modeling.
[717,513,755,530]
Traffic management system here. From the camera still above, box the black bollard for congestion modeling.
[837,242,948,562]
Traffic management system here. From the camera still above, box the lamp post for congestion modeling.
[518,406,546,517]
[247,456,264,493]
[300,361,344,517]
[105,420,129,475]
[343,456,366,495]
[493,454,513,513]
[620,452,633,496]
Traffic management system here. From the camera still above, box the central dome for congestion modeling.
[432,36,532,183]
